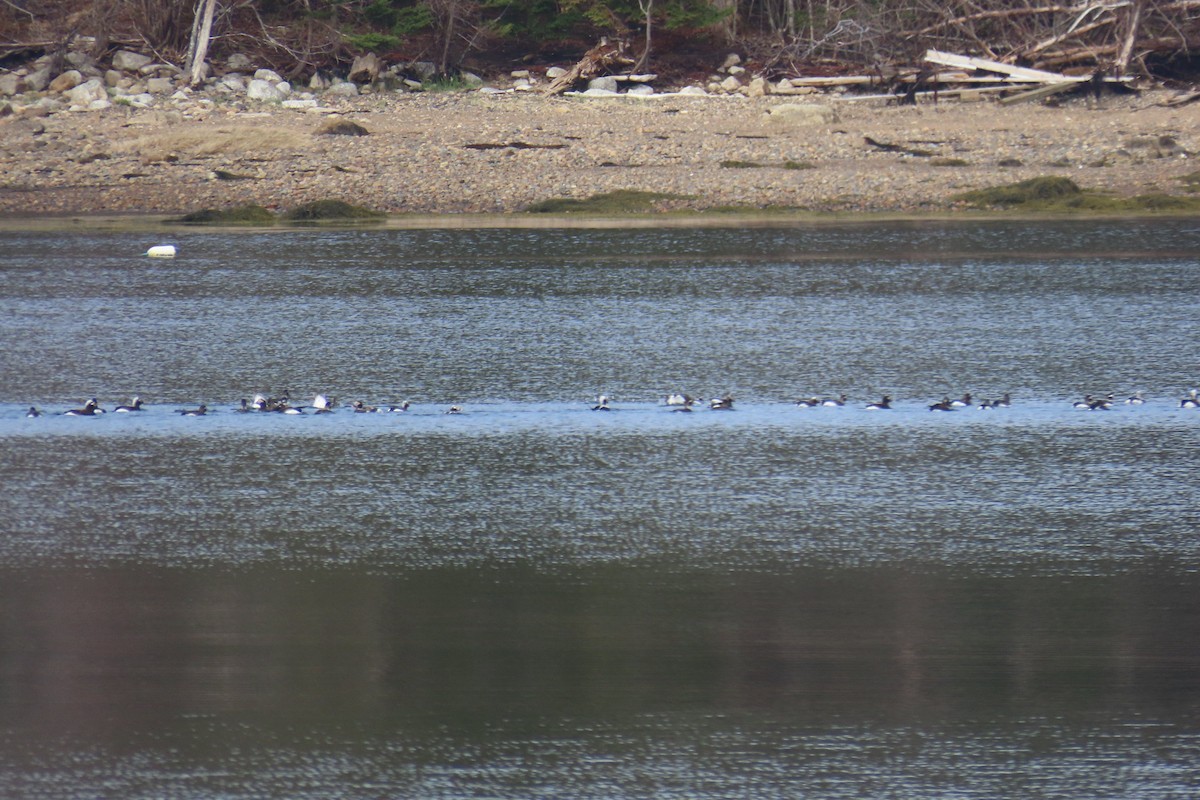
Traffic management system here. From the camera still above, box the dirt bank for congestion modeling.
[1,88,1197,221]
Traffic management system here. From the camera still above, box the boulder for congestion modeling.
[763,103,838,126]
[721,53,742,70]
[326,80,359,97]
[719,75,741,93]
[409,61,438,81]
[588,76,619,93]
[49,70,84,93]
[104,70,123,87]
[23,67,51,92]
[746,76,770,97]
[113,50,153,72]
[460,72,484,88]
[0,73,20,96]
[316,118,369,136]
[64,78,106,106]
[246,79,284,102]
[348,53,381,84]
[226,53,254,72]
[219,74,246,92]
[254,68,284,83]
[146,77,174,94]
[64,51,97,72]
[546,66,568,80]
[677,85,708,96]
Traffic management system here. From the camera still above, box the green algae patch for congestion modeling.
[525,189,691,214]
[176,204,278,225]
[283,199,385,222]
[954,176,1200,213]
[954,176,1082,208]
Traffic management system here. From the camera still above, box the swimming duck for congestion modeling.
[1074,395,1111,410]
[664,393,696,407]
[994,393,1011,408]
[794,396,820,408]
[821,395,847,407]
[351,400,377,413]
[26,406,41,418]
[592,395,612,411]
[1181,390,1199,408]
[949,393,972,408]
[1125,392,1146,405]
[178,404,207,416]
[865,395,892,410]
[445,405,463,414]
[928,397,956,412]
[710,394,734,410]
[114,397,144,412]
[311,394,335,413]
[383,401,410,413]
[63,398,102,416]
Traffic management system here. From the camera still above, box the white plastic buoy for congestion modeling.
[146,245,176,258]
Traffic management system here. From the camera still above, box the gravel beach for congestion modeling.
[1,87,1197,220]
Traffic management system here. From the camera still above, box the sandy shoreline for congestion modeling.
[1,87,1198,222]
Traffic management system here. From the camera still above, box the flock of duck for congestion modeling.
[18,389,1200,418]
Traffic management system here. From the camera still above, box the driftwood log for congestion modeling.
[543,38,635,96]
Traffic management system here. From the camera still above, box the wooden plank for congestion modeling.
[924,48,1083,83]
[997,81,1080,105]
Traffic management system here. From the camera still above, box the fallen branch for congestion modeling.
[911,5,1097,37]
[1021,15,1117,58]
[543,38,634,95]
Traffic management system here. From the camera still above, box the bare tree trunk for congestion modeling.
[634,0,653,73]
[186,0,216,86]
[1114,0,1144,75]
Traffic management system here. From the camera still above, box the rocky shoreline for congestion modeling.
[2,47,1199,221]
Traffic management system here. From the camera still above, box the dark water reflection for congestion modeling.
[2,220,1200,798]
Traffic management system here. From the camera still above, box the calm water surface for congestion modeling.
[1,219,1199,798]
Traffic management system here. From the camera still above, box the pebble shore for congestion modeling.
[1,85,1197,220]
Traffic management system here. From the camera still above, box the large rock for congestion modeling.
[23,68,51,92]
[49,70,83,93]
[764,103,838,125]
[146,77,174,94]
[226,53,254,71]
[316,118,369,136]
[246,79,284,102]
[588,76,619,93]
[64,77,106,105]
[219,74,246,92]
[409,61,437,81]
[254,68,284,83]
[746,76,770,97]
[326,80,359,97]
[0,73,20,96]
[113,50,153,72]
[348,53,381,84]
